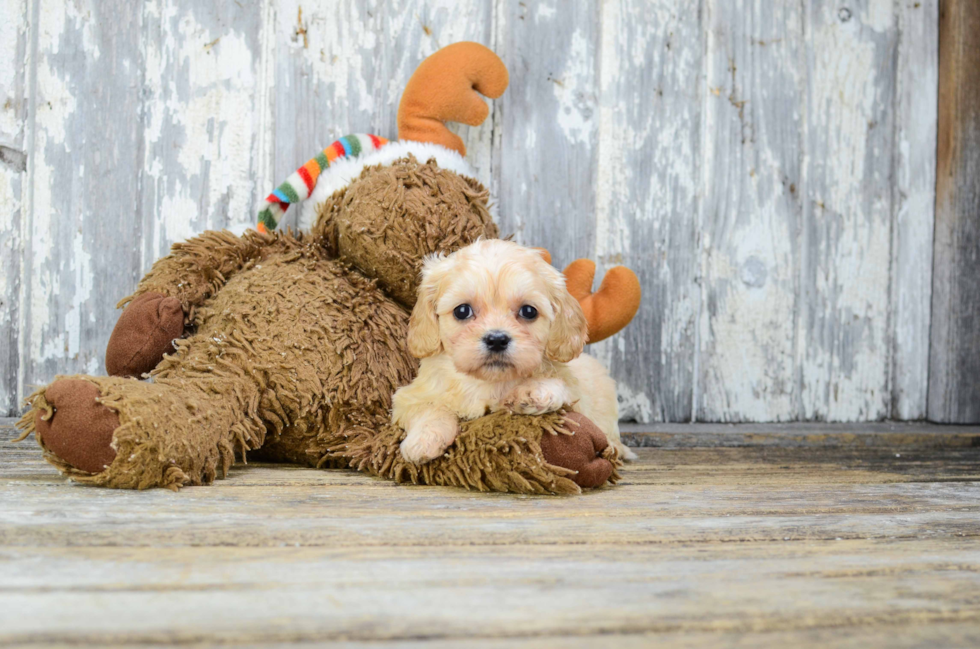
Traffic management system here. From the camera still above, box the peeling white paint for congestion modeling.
[553,29,595,146]
[800,3,895,421]
[29,123,67,363]
[694,0,804,422]
[65,0,100,60]
[33,62,75,146]
[159,186,199,246]
[860,0,895,33]
[0,0,25,137]
[255,0,277,210]
[890,0,938,420]
[616,380,654,423]
[141,2,264,258]
[0,172,18,328]
[0,0,940,421]
[281,0,377,126]
[65,228,93,359]
[536,4,556,21]
[4,0,29,413]
[592,0,702,422]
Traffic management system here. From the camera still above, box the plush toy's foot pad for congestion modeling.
[105,292,184,377]
[35,379,119,474]
[539,412,614,489]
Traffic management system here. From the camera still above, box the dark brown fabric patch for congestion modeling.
[105,292,185,377]
[32,379,119,474]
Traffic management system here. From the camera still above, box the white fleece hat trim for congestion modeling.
[297,140,476,231]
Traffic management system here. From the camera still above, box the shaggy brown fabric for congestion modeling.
[16,157,621,494]
[338,411,620,494]
[128,229,310,323]
[105,292,185,377]
[19,370,260,490]
[313,155,498,307]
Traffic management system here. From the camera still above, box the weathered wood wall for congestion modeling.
[0,0,952,422]
[929,0,980,424]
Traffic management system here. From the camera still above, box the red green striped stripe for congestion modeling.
[296,165,315,192]
[257,134,388,231]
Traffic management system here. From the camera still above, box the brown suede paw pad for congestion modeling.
[35,379,119,474]
[539,412,614,489]
[106,292,185,377]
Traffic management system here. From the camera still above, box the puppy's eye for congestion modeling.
[518,305,538,320]
[453,304,474,320]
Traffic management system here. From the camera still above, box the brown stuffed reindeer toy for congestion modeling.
[16,43,641,493]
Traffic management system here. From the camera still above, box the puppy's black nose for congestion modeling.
[483,331,511,353]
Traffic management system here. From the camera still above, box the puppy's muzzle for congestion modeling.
[482,330,511,353]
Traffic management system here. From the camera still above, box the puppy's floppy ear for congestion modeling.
[408,256,447,358]
[544,269,589,363]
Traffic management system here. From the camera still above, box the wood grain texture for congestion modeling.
[138,625,980,649]
[891,0,938,419]
[696,0,804,421]
[0,1,945,422]
[589,0,701,423]
[929,0,980,423]
[800,0,899,421]
[3,540,980,645]
[3,421,980,646]
[493,0,600,261]
[21,0,145,390]
[620,420,980,449]
[0,0,28,416]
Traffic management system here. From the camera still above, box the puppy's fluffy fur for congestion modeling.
[393,239,633,464]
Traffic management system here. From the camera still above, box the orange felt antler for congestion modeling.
[397,42,509,156]
[563,259,641,343]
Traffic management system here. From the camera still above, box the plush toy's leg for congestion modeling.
[538,412,616,488]
[18,250,420,488]
[20,297,273,490]
[29,379,120,474]
[18,362,265,490]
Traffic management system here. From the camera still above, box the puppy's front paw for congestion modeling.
[399,416,459,464]
[504,380,569,416]
[400,435,446,464]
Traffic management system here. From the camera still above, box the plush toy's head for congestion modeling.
[257,42,641,342]
[297,42,507,306]
[312,155,497,306]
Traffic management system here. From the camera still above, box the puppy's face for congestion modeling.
[408,240,589,381]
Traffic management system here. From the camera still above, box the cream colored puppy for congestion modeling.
[393,239,633,464]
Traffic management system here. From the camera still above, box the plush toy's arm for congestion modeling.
[105,229,306,377]
[124,229,300,319]
[338,411,620,495]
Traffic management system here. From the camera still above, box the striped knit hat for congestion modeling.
[257,133,388,233]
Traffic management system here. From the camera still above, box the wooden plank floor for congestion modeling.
[2,419,980,647]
